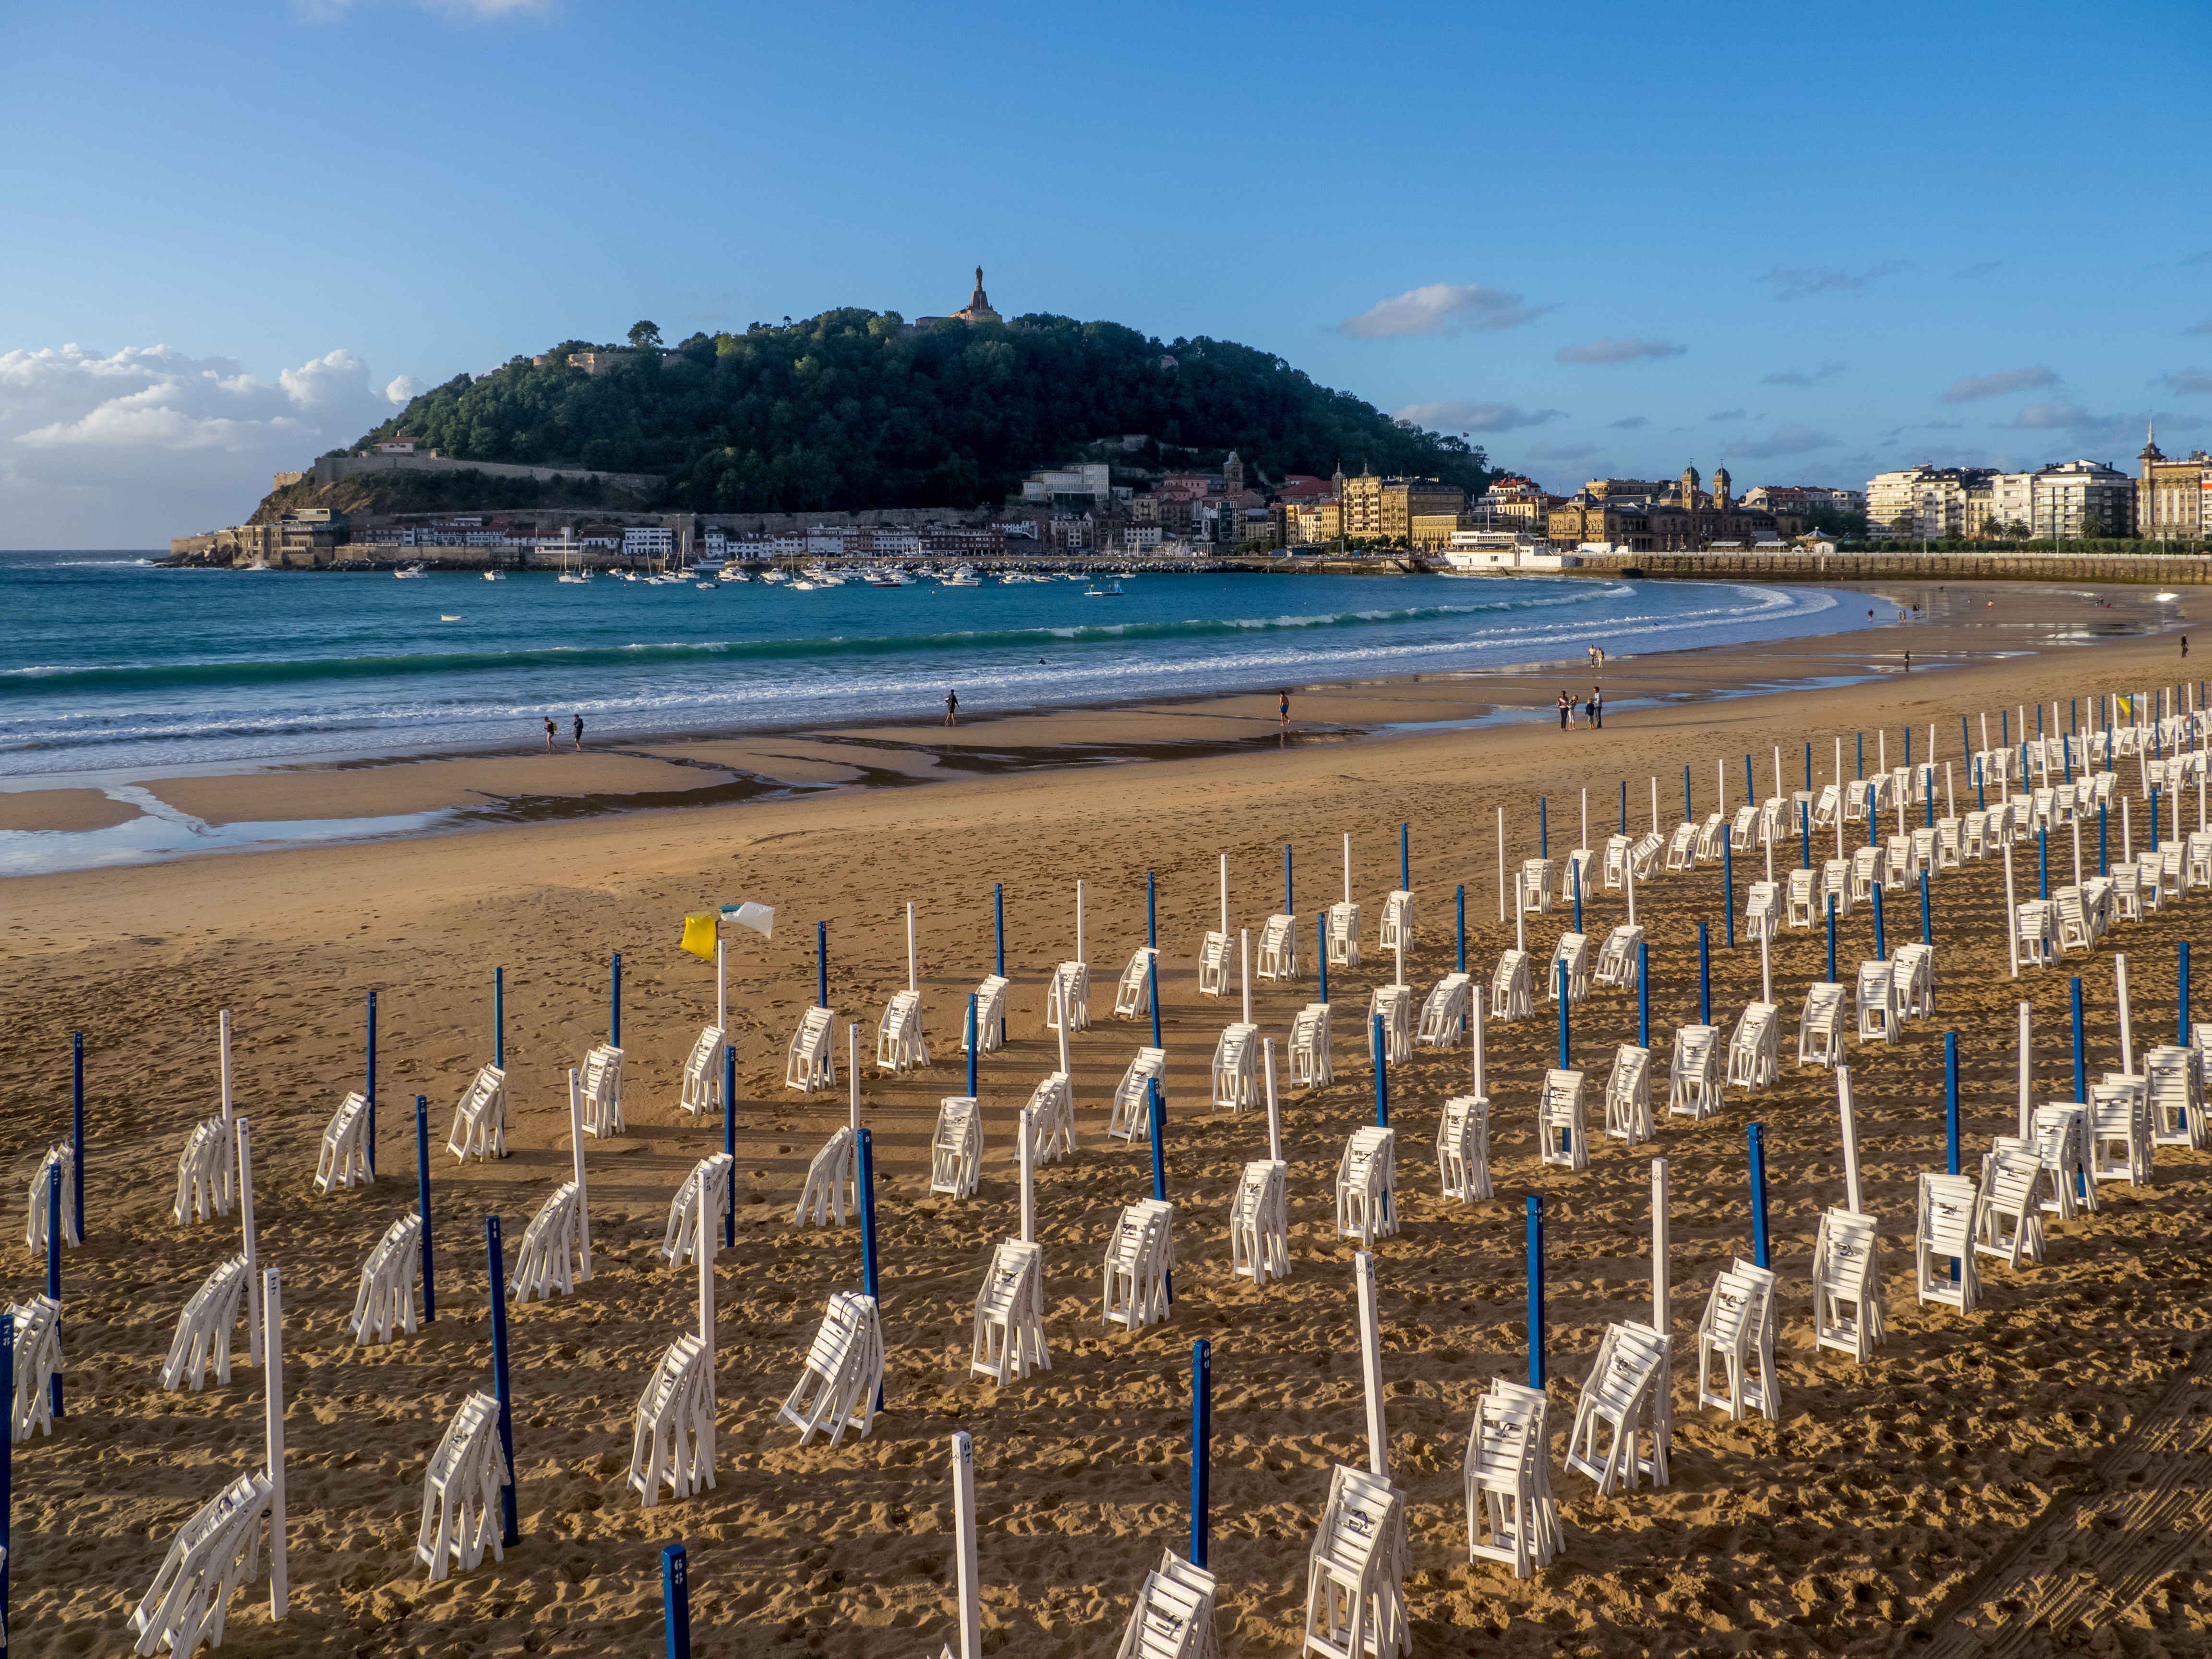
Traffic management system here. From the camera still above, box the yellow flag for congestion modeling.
[680,912,718,961]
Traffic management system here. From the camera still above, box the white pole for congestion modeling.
[2003,843,2019,977]
[1056,997,1070,1082]
[1759,929,1771,1006]
[1625,857,1636,928]
[1718,756,1726,815]
[1241,928,1252,1023]
[717,938,726,1033]
[1946,760,1955,821]
[1837,1065,1863,1215]
[1649,1157,1670,1332]
[1878,731,1886,779]
[1018,1104,1036,1245]
[263,1263,288,1620]
[698,1166,716,1360]
[238,1118,261,1367]
[2072,815,2083,887]
[568,1068,593,1279]
[1580,787,1588,852]
[849,1022,861,1146]
[907,902,918,995]
[2017,1001,2032,1139]
[1981,710,1990,758]
[219,1010,233,1124]
[1343,832,1352,906]
[2116,953,2133,1075]
[1263,1038,1281,1164]
[2123,796,2133,863]
[1497,807,1506,921]
[1354,1250,1388,1479]
[1219,853,1228,936]
[1471,984,1487,1100]
[1773,745,1781,802]
[1650,776,1658,834]
[1515,883,1525,953]
[951,1431,981,1659]
[1394,927,1404,990]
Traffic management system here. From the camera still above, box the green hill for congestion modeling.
[345,310,1492,513]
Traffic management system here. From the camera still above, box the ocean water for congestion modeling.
[0,553,1881,778]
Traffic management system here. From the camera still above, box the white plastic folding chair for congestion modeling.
[1914,1172,1981,1313]
[1517,861,1554,915]
[511,1183,585,1303]
[1548,933,1590,1005]
[1108,1049,1168,1140]
[679,1027,724,1115]
[1855,961,1899,1045]
[2053,888,2094,955]
[417,1392,508,1578]
[1811,784,1839,830]
[1416,973,1472,1046]
[1564,1322,1670,1496]
[970,1239,1050,1385]
[1727,1003,1779,1090]
[1809,1207,1884,1362]
[1629,830,1664,878]
[1849,846,1881,902]
[1844,778,1871,824]
[1047,960,1093,1033]
[793,1128,855,1227]
[1824,857,1854,919]
[1883,834,1912,889]
[1436,1095,1492,1201]
[2188,832,2212,892]
[1102,1199,1174,1331]
[1797,982,1846,1067]
[1962,810,1989,860]
[2014,902,2058,967]
[1889,944,1935,1020]
[930,1097,983,1198]
[577,1044,625,1135]
[1536,1070,1588,1171]
[1602,835,1631,890]
[1936,817,1963,869]
[1289,1003,1334,1088]
[1491,950,1531,1022]
[1196,932,1232,999]
[2088,1077,2152,1187]
[1302,1463,1410,1659]
[1027,1071,1077,1163]
[446,1064,507,1162]
[1744,882,1779,944]
[1666,1025,1722,1119]
[128,1469,274,1656]
[2145,1045,2201,1149]
[1229,1159,1290,1287]
[1974,1145,2046,1270]
[1595,1039,1649,1141]
[1665,822,1698,871]
[349,1214,423,1345]
[965,975,1010,1053]
[314,1093,372,1194]
[628,1334,716,1509]
[1594,924,1644,988]
[1463,1384,1557,1578]
[174,1117,233,1225]
[1695,813,1728,861]
[1258,915,1300,981]
[2031,1103,2098,1218]
[1562,848,1595,903]
[658,1154,734,1267]
[1328,901,1363,967]
[1335,1127,1398,1245]
[786,1007,836,1093]
[1114,949,1157,1020]
[876,991,929,1074]
[160,1256,249,1392]
[1695,1261,1778,1421]
[1114,1549,1223,1659]
[1367,985,1413,1065]
[1731,804,1762,849]
[1378,890,1415,952]
[1785,868,1816,929]
[1211,1022,1260,1111]
[2107,866,2142,924]
[776,1292,884,1446]
[6,1295,61,1444]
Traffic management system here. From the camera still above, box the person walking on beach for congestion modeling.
[1279,689,1290,726]
[944,688,959,726]
[544,716,556,753]
[572,713,584,752]
[1588,685,1603,729]
[1557,690,1572,730]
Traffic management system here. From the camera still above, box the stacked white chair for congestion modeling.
[416,1391,508,1580]
[1289,1003,1334,1088]
[1811,784,1839,830]
[1604,1045,1653,1144]
[2145,1045,2202,1149]
[1823,858,1853,919]
[316,1097,372,1185]
[1537,1070,1588,1172]
[1595,924,1644,987]
[1303,1463,1409,1659]
[1463,1380,1559,1578]
[176,1117,234,1223]
[1962,810,1990,859]
[1328,901,1363,966]
[1744,882,1779,943]
[1335,1127,1398,1245]
[1211,1022,1260,1111]
[1731,803,1762,848]
[1368,984,1414,1066]
[658,1154,735,1265]
[930,1097,984,1199]
[679,1027,724,1116]
[7,1295,62,1443]
[1855,961,1900,1045]
[2030,1103,2097,1218]
[1849,846,1881,902]
[2188,832,2212,891]
[1114,949,1156,1020]
[1229,1159,1290,1287]
[1936,817,1963,869]
[1666,1025,1722,1119]
[1562,848,1595,903]
[776,1291,884,1445]
[1491,950,1531,1022]
[1890,944,1935,1020]
[1911,826,1938,876]
[25,1143,79,1250]
[1602,834,1632,890]
[1695,1260,1779,1421]
[2014,901,2058,967]
[2108,867,2143,925]
[1844,778,1871,824]
[446,1064,507,1162]
[876,992,929,1073]
[2088,1077,2152,1187]
[1727,1003,1779,1090]
[1436,1095,1493,1202]
[1664,822,1698,871]
[1785,868,1817,929]
[1108,1049,1168,1140]
[1517,861,1553,914]
[1564,1322,1671,1495]
[160,1256,250,1393]
[1914,1173,1981,1313]
[970,1239,1050,1385]
[1695,813,1728,861]
[1416,972,1472,1046]
[1548,933,1591,1004]
[1973,1144,2046,1270]
[1379,889,1415,952]
[629,1334,716,1508]
[1102,1199,1174,1330]
[786,1007,837,1093]
[1809,1208,1884,1362]
[965,975,1010,1053]
[127,1470,274,1656]
[349,1214,423,1345]
[1882,833,1910,888]
[1196,932,1232,998]
[1113,1550,1222,1659]
[1257,915,1300,981]
[1629,830,1664,878]
[577,1043,625,1136]
[2054,887,2095,955]
[1793,989,1842,1068]
[1026,1071,1078,1162]
[1047,960,1093,1033]
[795,1127,855,1227]
[512,1182,586,1302]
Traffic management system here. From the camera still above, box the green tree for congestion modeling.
[628,320,663,349]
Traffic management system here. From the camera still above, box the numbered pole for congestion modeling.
[1747,1122,1769,1270]
[366,990,378,1178]
[264,1266,288,1618]
[662,1544,692,1659]
[487,1215,520,1546]
[414,1095,435,1322]
[818,921,829,1010]
[1354,1251,1388,1479]
[1525,1195,1545,1390]
[238,1119,261,1367]
[71,1031,84,1245]
[1190,1340,1213,1569]
[1945,1033,1961,1176]
[612,950,622,1048]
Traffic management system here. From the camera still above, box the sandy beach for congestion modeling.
[2,576,2208,1656]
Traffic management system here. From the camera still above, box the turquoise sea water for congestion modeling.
[0,553,1885,778]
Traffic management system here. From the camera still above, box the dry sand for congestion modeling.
[1,578,2209,1656]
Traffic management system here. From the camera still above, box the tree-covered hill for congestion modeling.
[351,311,1491,513]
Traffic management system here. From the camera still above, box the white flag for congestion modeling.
[721,902,775,939]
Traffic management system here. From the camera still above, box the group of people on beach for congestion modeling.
[1557,686,1603,729]
[544,715,584,752]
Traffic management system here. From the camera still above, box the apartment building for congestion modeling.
[1340,469,1467,540]
[2139,426,2212,541]
[1864,466,1995,538]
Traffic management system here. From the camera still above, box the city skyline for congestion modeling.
[2,0,2208,546]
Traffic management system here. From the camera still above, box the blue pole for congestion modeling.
[1723,842,1734,948]
[1317,911,1329,1004]
[486,1215,519,1546]
[1572,860,1583,933]
[1857,732,1863,779]
[1804,741,1812,793]
[723,1046,736,1247]
[2,1312,12,1646]
[1557,961,1570,1070]
[966,993,978,1098]
[1683,765,1691,821]
[1827,895,1837,984]
[1637,942,1649,1048]
[2039,827,2049,900]
[1148,871,1156,949]
[1905,726,1911,769]
[817,922,829,1010]
[1148,1080,1172,1305]
[2182,942,2192,1045]
[1698,921,1710,1025]
[2002,709,2008,747]
[661,1543,692,1659]
[1400,821,1409,890]
[1744,752,1754,805]
[2100,802,2109,876]
[1800,801,1810,869]
[1619,778,1626,835]
[1747,1122,1769,1270]
[1190,1341,1212,1571]
[1960,716,1970,766]
[1372,1015,1388,1128]
[1539,798,1548,859]
[1921,870,1931,946]
[1455,885,1466,974]
[1873,884,1886,960]
[415,1094,434,1322]
[366,990,377,1178]
[71,1031,83,1245]
[2071,977,2086,1102]
[858,1128,879,1302]
[1945,1033,1960,1176]
[1525,1195,1545,1389]
[2153,785,2163,853]
[45,1164,60,1420]
[1149,952,1163,1049]
[494,968,504,1070]
[1285,843,1293,916]
[994,884,1004,977]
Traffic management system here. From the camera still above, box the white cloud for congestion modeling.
[1763,361,1845,387]
[0,342,415,547]
[1393,399,1562,433]
[385,374,428,405]
[2162,369,2212,396]
[1556,337,1685,365]
[1337,282,1549,338]
[1941,366,2056,404]
[1725,423,1839,459]
[1758,262,1904,300]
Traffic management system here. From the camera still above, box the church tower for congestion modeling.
[1712,466,1732,512]
[1679,463,1702,508]
[1223,450,1244,492]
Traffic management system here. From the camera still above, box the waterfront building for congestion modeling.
[2138,424,2212,541]
[1339,468,1467,540]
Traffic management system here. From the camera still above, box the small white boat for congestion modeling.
[557,569,592,584]
[440,613,463,621]
[482,569,507,581]
[696,581,717,590]
[942,564,982,587]
[790,579,818,591]
[394,564,428,579]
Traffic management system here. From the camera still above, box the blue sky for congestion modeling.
[3,0,2209,546]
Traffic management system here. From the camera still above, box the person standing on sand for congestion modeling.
[544,717,556,753]
[573,713,584,752]
[1279,689,1290,726]
[944,688,959,726]
[1557,690,1572,730]
[1589,685,1603,729]
[2184,636,2189,659]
